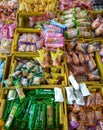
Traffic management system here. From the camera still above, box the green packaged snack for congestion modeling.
[5,100,19,130]
[35,89,54,96]
[15,96,29,118]
[28,103,38,130]
[21,96,35,129]
[55,102,60,128]
[14,79,25,101]
[34,103,42,128]
[3,100,14,122]
[46,99,54,128]
[40,104,46,129]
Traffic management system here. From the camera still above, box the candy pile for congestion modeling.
[0,21,17,54]
[66,86,103,130]
[18,33,44,52]
[28,13,55,29]
[42,24,65,48]
[66,39,100,82]
[91,15,103,37]
[61,8,91,39]
[3,56,64,87]
[59,0,93,11]
[19,0,58,13]
[0,0,18,22]
[4,59,43,87]
[92,0,103,10]
[37,48,64,68]
[3,89,60,130]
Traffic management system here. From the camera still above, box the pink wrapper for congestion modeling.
[45,37,64,44]
[42,32,63,38]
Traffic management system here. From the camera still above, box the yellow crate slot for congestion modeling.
[0,87,65,130]
[12,28,41,55]
[7,54,65,87]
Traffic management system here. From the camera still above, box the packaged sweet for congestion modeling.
[65,87,76,103]
[87,111,95,126]
[95,110,102,120]
[95,23,103,36]
[5,100,19,129]
[3,78,13,88]
[73,103,83,112]
[80,83,90,96]
[69,112,79,129]
[75,90,85,106]
[77,122,86,130]
[92,16,102,30]
[14,79,25,101]
[0,39,12,54]
[54,88,64,102]
[68,75,79,91]
[78,31,91,38]
[65,29,78,39]
[51,20,67,30]
[46,79,58,85]
[7,90,16,101]
[86,93,95,107]
[95,92,103,105]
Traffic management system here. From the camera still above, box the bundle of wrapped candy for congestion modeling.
[3,88,60,130]
[60,8,92,39]
[66,39,100,82]
[66,85,103,130]
[18,33,44,52]
[19,0,58,13]
[59,0,93,11]
[91,15,103,37]
[0,0,18,22]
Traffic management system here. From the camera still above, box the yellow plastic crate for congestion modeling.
[12,28,42,55]
[65,39,103,85]
[0,87,66,130]
[0,55,11,93]
[7,54,66,88]
[64,84,103,130]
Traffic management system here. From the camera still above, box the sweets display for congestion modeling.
[59,0,93,11]
[0,0,18,22]
[18,33,44,52]
[1,0,103,130]
[66,39,101,82]
[66,86,103,130]
[61,8,92,39]
[3,89,60,130]
[3,56,64,87]
[19,0,58,13]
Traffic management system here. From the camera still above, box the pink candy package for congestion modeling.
[45,37,64,48]
[41,32,63,38]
